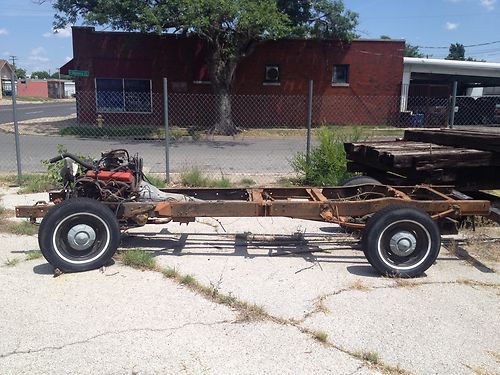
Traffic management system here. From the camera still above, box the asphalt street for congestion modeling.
[0,133,304,176]
[0,101,76,124]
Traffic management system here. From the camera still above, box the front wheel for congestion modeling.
[362,205,441,278]
[38,198,120,272]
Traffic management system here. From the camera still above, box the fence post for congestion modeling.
[163,78,170,183]
[11,72,22,185]
[449,81,458,129]
[306,80,313,164]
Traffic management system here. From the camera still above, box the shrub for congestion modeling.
[291,126,361,186]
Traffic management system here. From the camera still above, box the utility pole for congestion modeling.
[9,55,17,67]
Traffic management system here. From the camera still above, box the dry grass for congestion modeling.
[350,279,370,291]
[313,295,331,315]
[3,258,20,267]
[465,364,497,375]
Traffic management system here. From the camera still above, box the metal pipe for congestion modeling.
[11,71,22,185]
[306,80,313,164]
[449,81,458,129]
[163,78,170,183]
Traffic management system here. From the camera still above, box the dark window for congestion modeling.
[96,78,151,112]
[265,65,280,82]
[124,79,151,112]
[96,79,124,112]
[332,65,349,84]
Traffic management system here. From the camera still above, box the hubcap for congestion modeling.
[389,231,417,256]
[67,224,96,251]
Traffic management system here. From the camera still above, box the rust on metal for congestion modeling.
[15,186,491,227]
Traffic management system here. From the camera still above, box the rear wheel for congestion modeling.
[38,198,120,272]
[341,176,381,186]
[362,205,440,278]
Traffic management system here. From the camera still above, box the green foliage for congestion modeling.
[121,249,156,270]
[145,175,165,188]
[60,126,161,138]
[25,250,43,261]
[3,258,20,267]
[240,178,256,187]
[312,330,328,343]
[404,43,424,58]
[30,71,50,79]
[15,67,27,79]
[180,167,233,187]
[17,174,57,194]
[291,126,361,186]
[446,43,465,61]
[7,221,39,236]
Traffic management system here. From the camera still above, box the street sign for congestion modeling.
[68,70,89,77]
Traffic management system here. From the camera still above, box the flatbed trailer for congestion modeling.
[16,183,494,278]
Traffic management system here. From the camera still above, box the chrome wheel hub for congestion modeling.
[67,224,96,251]
[389,231,417,256]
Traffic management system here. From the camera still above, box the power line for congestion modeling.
[418,40,500,49]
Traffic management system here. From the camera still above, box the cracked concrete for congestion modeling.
[1,190,499,374]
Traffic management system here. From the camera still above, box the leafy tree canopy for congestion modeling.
[14,67,27,79]
[404,43,424,58]
[446,43,466,60]
[30,70,50,79]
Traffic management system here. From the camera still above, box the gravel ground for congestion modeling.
[0,188,499,374]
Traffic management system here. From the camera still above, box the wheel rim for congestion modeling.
[52,213,111,264]
[377,220,432,271]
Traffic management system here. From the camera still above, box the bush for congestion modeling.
[291,126,361,186]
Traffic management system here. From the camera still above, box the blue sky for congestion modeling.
[0,0,499,74]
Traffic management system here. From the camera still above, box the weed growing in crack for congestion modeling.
[25,250,42,261]
[312,330,328,343]
[356,350,380,365]
[120,249,156,270]
[161,266,179,279]
[350,279,369,291]
[3,258,20,267]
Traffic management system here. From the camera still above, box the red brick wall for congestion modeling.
[70,27,404,127]
[17,80,48,98]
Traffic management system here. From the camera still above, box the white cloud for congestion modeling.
[43,26,72,38]
[29,47,50,63]
[480,0,496,10]
[0,28,8,36]
[445,22,459,30]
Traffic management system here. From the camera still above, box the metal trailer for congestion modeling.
[16,180,494,278]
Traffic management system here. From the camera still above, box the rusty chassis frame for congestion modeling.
[16,184,492,227]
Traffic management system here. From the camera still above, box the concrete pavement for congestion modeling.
[0,189,499,374]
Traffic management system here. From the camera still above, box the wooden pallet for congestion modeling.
[344,129,500,189]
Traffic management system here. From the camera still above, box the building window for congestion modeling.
[332,65,349,85]
[96,78,152,113]
[264,65,280,85]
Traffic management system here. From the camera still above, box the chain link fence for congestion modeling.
[1,87,499,185]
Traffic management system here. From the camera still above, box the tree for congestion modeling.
[14,67,27,79]
[404,43,424,58]
[48,0,358,134]
[446,43,465,61]
[31,70,50,79]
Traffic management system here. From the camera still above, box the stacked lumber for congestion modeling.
[344,129,500,188]
[404,129,500,153]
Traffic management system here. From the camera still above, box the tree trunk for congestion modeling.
[207,47,239,136]
[214,86,237,135]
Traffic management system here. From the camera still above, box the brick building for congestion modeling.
[61,26,405,127]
